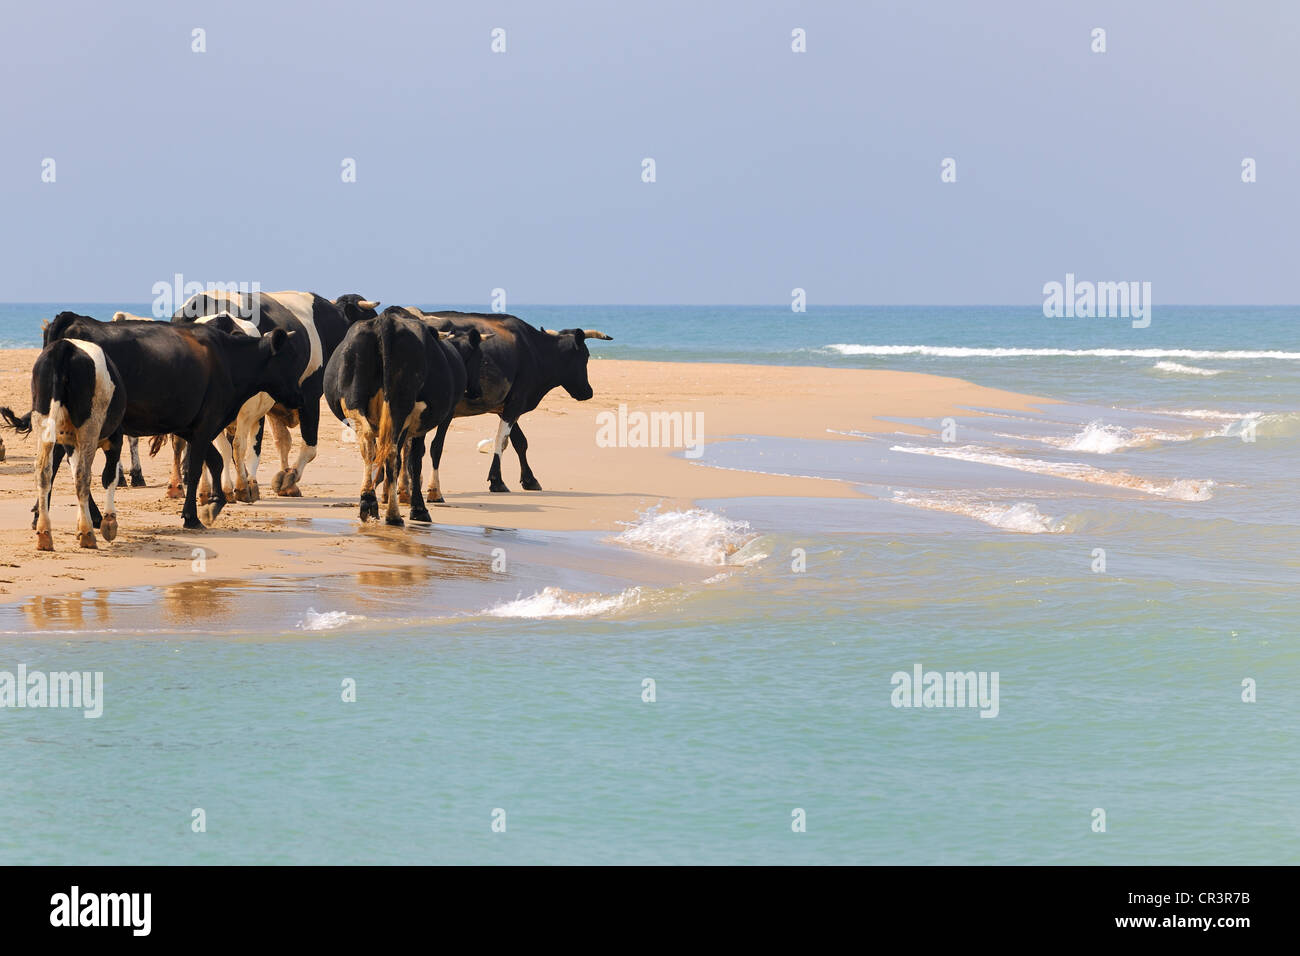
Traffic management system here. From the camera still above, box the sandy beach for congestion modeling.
[0,349,1049,603]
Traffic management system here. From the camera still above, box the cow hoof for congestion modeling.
[234,485,253,503]
[35,531,53,551]
[166,483,185,499]
[100,514,118,542]
[247,479,260,503]
[198,504,216,527]
[271,470,286,493]
[78,531,98,550]
[183,516,204,530]
[359,495,379,522]
[409,508,431,523]
[130,470,146,488]
[198,491,211,506]
[277,482,302,498]
[430,495,445,505]
[521,477,543,491]
[489,480,511,493]
[385,514,405,528]
[398,490,411,504]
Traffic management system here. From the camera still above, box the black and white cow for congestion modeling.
[0,338,126,550]
[418,311,612,494]
[323,307,487,525]
[5,311,304,531]
[174,291,378,499]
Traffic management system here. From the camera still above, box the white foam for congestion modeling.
[891,493,1066,533]
[484,586,641,619]
[998,421,1197,454]
[825,344,1300,360]
[1151,360,1222,376]
[890,443,1215,500]
[612,508,764,566]
[297,609,364,631]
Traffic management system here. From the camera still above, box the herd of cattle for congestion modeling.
[0,291,612,550]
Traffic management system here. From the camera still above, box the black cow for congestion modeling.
[173,290,378,498]
[417,311,612,493]
[4,311,303,531]
[324,307,487,526]
[0,338,126,550]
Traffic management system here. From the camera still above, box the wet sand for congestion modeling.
[0,349,1050,603]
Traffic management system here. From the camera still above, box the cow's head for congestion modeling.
[542,327,613,401]
[255,329,304,410]
[334,294,380,325]
[439,328,494,402]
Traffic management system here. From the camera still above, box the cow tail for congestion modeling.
[44,339,81,446]
[374,312,398,470]
[0,406,33,435]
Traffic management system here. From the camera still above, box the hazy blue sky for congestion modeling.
[2,0,1296,304]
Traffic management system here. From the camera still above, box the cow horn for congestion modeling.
[582,329,613,341]
[40,319,50,331]
[359,300,379,310]
[542,327,559,336]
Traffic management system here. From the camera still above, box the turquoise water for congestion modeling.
[1,304,1297,864]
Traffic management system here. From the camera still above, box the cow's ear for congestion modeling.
[466,328,482,346]
[265,328,289,354]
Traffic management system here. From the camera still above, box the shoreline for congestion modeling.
[0,351,1052,604]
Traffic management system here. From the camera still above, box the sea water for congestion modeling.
[0,304,1296,864]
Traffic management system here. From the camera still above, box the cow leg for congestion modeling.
[407,434,431,523]
[397,458,411,504]
[72,436,99,549]
[347,410,379,521]
[72,447,104,531]
[231,410,263,503]
[98,433,122,542]
[209,430,236,503]
[278,372,321,498]
[167,435,187,498]
[128,435,145,486]
[268,413,294,494]
[31,442,66,531]
[180,438,212,530]
[382,447,404,527]
[32,413,55,550]
[487,418,513,493]
[197,441,230,527]
[426,419,451,503]
[509,422,542,491]
[247,417,265,502]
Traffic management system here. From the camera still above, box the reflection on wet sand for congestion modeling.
[24,591,111,631]
[351,530,494,607]
[160,578,236,625]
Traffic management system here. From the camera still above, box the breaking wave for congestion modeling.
[484,586,642,619]
[891,493,1067,533]
[825,344,1300,360]
[1152,360,1222,376]
[297,609,365,631]
[612,508,766,565]
[997,421,1197,454]
[889,443,1215,500]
